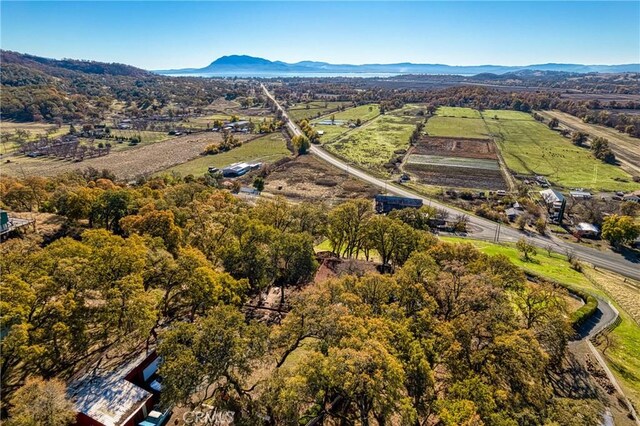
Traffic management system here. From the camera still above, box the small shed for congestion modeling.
[570,190,592,200]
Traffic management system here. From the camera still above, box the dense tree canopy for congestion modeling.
[0,172,603,425]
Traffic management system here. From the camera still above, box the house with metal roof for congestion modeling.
[575,222,599,239]
[540,189,566,224]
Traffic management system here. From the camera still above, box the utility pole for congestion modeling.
[494,220,502,243]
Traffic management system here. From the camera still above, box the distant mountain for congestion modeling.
[155,55,640,76]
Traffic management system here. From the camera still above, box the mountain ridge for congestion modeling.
[156,54,640,75]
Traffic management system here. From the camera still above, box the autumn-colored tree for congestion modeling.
[7,377,76,426]
[158,306,267,409]
[601,214,640,248]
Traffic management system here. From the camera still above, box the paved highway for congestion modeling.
[262,84,640,281]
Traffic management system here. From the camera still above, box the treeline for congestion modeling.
[0,171,604,425]
[276,80,640,138]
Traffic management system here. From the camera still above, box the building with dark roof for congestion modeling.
[374,194,423,214]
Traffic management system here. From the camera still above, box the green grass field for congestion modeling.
[108,130,171,149]
[440,236,640,407]
[323,106,419,173]
[426,116,490,139]
[327,104,380,122]
[425,107,639,191]
[186,113,274,130]
[288,101,351,122]
[436,106,482,119]
[311,104,382,144]
[164,132,290,176]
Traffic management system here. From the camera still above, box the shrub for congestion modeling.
[202,144,219,155]
[570,291,598,329]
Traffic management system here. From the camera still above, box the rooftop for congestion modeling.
[576,222,599,233]
[68,350,154,426]
[540,188,565,204]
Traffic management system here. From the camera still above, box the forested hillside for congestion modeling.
[0,51,252,122]
[0,171,603,425]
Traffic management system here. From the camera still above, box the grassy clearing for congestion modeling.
[288,101,351,122]
[164,132,290,177]
[440,236,640,408]
[439,237,593,289]
[324,110,417,173]
[314,238,381,262]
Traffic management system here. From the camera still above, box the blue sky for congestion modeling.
[1,1,639,69]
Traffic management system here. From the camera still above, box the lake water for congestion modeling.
[161,71,406,78]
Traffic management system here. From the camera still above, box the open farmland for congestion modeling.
[425,116,490,139]
[312,104,381,143]
[328,104,380,122]
[107,130,171,149]
[186,112,275,130]
[164,132,290,177]
[424,107,639,191]
[323,105,420,174]
[405,156,505,190]
[412,136,497,159]
[287,101,351,121]
[481,109,640,191]
[436,106,482,118]
[0,122,68,154]
[537,109,640,174]
[405,136,506,189]
[262,154,378,203]
[2,132,254,179]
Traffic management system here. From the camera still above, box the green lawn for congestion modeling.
[164,132,291,176]
[440,236,640,408]
[323,108,418,174]
[424,106,639,192]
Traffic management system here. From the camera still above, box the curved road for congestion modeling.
[262,84,640,281]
